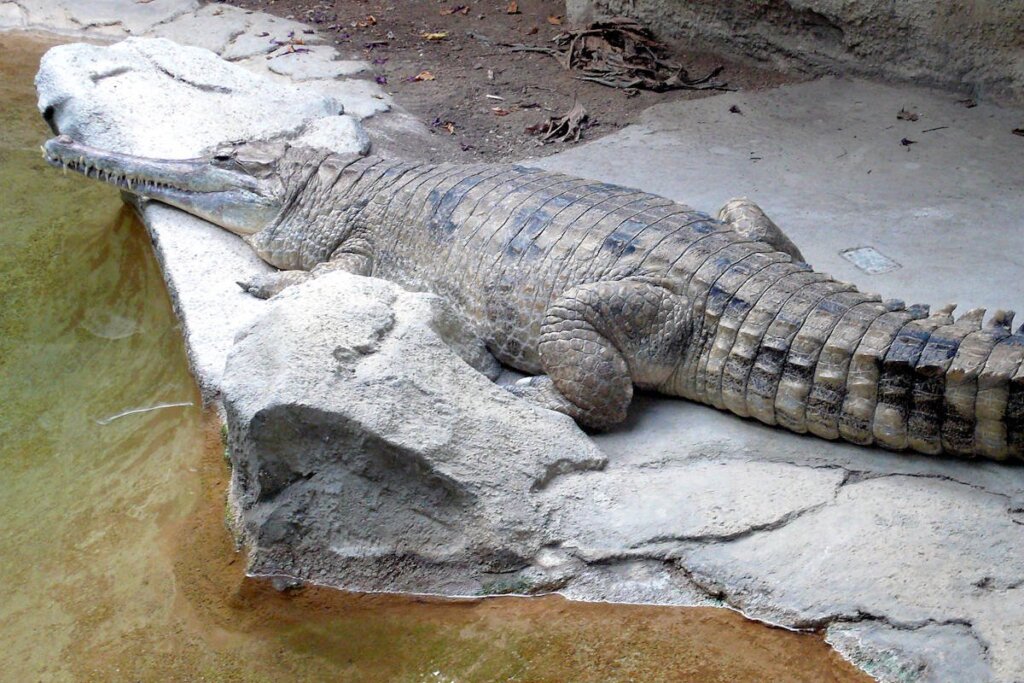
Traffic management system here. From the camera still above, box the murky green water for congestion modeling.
[0,33,206,681]
[0,34,868,683]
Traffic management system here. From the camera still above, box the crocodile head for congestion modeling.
[42,136,316,236]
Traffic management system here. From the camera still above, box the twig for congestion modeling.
[505,44,561,56]
[95,401,194,425]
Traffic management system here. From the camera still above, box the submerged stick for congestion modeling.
[95,401,194,425]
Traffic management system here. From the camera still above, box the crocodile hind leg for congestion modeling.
[509,279,691,429]
[718,198,804,262]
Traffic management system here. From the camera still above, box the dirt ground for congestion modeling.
[217,0,795,162]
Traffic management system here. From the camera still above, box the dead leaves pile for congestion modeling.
[508,17,727,92]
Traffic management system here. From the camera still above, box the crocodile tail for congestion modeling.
[804,299,1024,460]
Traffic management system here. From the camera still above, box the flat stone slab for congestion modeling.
[7,0,197,37]
[685,475,1023,681]
[265,44,368,80]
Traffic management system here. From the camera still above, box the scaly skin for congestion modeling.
[42,137,1024,461]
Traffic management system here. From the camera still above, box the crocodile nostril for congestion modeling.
[42,105,58,134]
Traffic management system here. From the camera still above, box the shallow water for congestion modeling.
[0,33,869,682]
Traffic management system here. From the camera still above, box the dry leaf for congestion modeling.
[440,5,469,15]
[525,26,538,35]
[414,70,436,81]
[355,15,376,28]
[897,107,919,122]
[421,32,449,40]
[444,122,456,135]
[506,1,520,14]
[491,107,511,116]
[547,15,562,25]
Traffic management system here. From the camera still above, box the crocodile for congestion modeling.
[42,135,1024,461]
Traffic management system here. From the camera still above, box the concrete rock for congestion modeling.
[537,77,1024,316]
[15,0,197,37]
[0,2,26,29]
[265,44,368,80]
[683,475,1024,679]
[218,11,319,61]
[545,460,846,558]
[147,4,258,55]
[35,37,351,158]
[222,271,605,594]
[296,115,371,156]
[826,621,993,683]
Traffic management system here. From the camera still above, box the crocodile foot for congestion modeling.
[506,375,587,422]
[237,270,312,299]
[718,197,805,262]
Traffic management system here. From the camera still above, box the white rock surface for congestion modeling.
[0,2,25,28]
[545,460,846,557]
[6,0,395,125]
[685,475,1024,681]
[265,44,368,80]
[12,0,197,37]
[222,271,605,594]
[147,4,257,55]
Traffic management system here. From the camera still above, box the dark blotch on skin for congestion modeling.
[918,336,961,367]
[725,296,753,316]
[819,298,848,316]
[505,233,543,259]
[429,218,459,236]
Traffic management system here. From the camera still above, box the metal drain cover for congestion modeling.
[840,246,901,274]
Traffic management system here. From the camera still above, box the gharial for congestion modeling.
[42,135,1023,461]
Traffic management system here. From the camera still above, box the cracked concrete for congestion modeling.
[544,460,846,556]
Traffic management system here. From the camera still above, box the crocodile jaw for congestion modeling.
[42,136,284,236]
